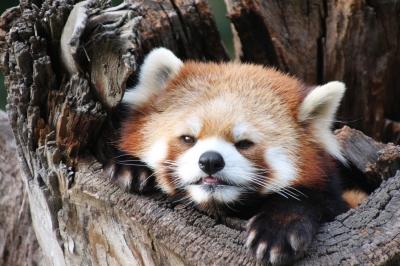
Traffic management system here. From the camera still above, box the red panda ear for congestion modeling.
[122,47,183,108]
[298,81,346,162]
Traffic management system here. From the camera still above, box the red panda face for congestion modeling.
[119,48,346,207]
[159,95,301,205]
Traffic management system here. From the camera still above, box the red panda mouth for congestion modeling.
[197,176,229,186]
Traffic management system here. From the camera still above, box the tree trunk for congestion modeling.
[0,111,44,266]
[225,0,400,143]
[1,0,400,265]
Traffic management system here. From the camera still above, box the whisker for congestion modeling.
[172,195,192,204]
[116,160,146,163]
[141,170,160,184]
[116,163,148,167]
[115,159,144,162]
[244,173,302,200]
[115,161,149,166]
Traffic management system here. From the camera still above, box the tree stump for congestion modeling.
[1,0,400,265]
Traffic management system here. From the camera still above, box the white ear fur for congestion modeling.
[122,47,183,108]
[299,81,346,162]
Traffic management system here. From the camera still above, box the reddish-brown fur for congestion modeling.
[119,62,333,193]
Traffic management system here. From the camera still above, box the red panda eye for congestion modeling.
[180,135,196,145]
[235,140,254,150]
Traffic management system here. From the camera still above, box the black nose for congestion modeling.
[198,151,225,175]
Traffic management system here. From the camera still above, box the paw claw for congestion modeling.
[246,215,257,229]
[116,167,134,192]
[288,232,310,253]
[287,220,313,253]
[245,230,256,248]
[269,247,289,265]
[255,242,268,260]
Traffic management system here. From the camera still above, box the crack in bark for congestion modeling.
[317,0,327,83]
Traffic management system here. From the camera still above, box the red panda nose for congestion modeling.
[198,151,225,175]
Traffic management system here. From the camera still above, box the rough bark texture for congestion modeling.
[60,0,228,109]
[336,126,400,187]
[225,0,400,143]
[1,111,400,265]
[0,111,44,266]
[1,0,400,265]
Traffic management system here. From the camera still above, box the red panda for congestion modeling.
[108,48,354,265]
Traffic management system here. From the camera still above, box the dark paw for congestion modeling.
[105,157,155,194]
[245,213,316,265]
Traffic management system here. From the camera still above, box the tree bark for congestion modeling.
[225,0,400,143]
[1,0,400,265]
[1,108,400,265]
[0,111,44,266]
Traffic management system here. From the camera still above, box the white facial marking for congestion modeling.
[187,185,241,204]
[142,139,168,169]
[176,137,255,204]
[176,137,255,186]
[186,116,202,136]
[187,185,210,203]
[232,122,262,143]
[264,147,297,192]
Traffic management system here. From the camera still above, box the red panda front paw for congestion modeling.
[105,162,155,194]
[245,212,316,265]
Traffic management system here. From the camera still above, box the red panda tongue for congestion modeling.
[202,176,226,185]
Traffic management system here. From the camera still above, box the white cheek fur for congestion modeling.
[263,147,297,192]
[142,138,168,169]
